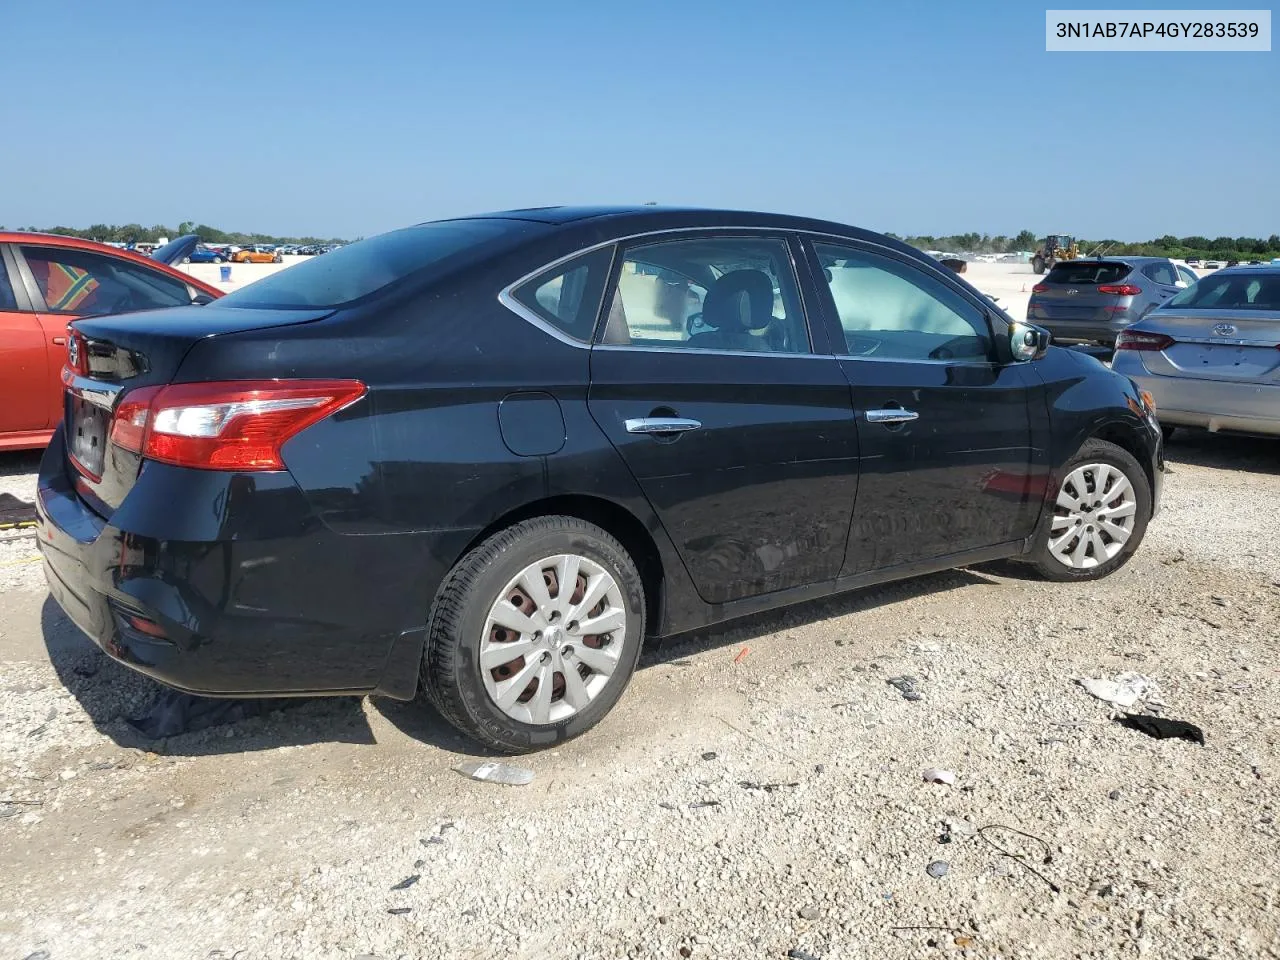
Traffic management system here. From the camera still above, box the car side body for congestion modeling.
[35,207,1162,745]
[0,232,223,451]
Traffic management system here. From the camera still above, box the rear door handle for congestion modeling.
[865,408,919,424]
[625,417,702,435]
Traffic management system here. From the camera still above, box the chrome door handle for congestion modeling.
[864,408,919,424]
[625,417,702,435]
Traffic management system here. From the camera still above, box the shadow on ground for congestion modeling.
[42,554,1019,757]
[41,595,378,756]
[1163,430,1279,475]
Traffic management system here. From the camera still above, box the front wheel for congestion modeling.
[421,516,646,753]
[1032,256,1046,275]
[213,256,224,264]
[1025,438,1152,582]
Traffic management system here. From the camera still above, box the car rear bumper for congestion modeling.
[1115,357,1280,436]
[35,427,450,700]
[1035,315,1133,344]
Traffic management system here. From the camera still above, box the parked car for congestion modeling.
[1113,266,1280,438]
[1185,257,1202,267]
[1204,260,1223,270]
[1026,257,1187,345]
[185,245,226,264]
[35,206,1162,752]
[231,245,283,264]
[0,232,222,450]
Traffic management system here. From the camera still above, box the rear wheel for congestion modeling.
[1032,255,1046,275]
[1025,438,1151,582]
[421,516,646,753]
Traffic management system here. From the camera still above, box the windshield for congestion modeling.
[216,219,536,309]
[1167,271,1280,310]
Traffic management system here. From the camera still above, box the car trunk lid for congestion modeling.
[1135,308,1280,382]
[63,305,333,515]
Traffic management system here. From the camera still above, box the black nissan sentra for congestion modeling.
[37,207,1163,752]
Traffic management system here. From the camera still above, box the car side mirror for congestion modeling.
[1009,321,1051,362]
[192,293,215,306]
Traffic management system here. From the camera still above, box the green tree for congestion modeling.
[1012,230,1037,251]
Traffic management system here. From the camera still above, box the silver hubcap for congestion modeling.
[480,555,626,726]
[1049,462,1138,569]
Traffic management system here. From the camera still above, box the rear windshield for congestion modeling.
[1044,262,1131,285]
[216,219,535,309]
[1168,271,1280,311]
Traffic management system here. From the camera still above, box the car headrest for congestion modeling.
[702,270,775,332]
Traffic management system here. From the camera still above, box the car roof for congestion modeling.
[426,205,929,262]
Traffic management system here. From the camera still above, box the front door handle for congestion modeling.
[52,337,66,345]
[625,417,702,435]
[865,408,919,424]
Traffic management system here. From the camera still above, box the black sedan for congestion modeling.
[37,207,1163,752]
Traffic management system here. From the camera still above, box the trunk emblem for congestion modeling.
[1213,323,1237,336]
[1066,288,1079,295]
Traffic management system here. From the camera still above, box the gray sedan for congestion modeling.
[1112,267,1280,437]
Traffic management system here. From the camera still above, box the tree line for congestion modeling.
[890,230,1280,261]
[2,222,349,245]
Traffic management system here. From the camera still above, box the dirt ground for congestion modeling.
[2,428,1278,960]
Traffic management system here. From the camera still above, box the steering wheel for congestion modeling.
[686,312,708,335]
[845,335,883,357]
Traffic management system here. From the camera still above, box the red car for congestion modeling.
[0,233,223,450]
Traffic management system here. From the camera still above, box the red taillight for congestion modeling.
[1115,330,1174,352]
[1098,284,1142,296]
[107,379,366,471]
[66,327,89,376]
[1032,283,1048,293]
[109,386,162,453]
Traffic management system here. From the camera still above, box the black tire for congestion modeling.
[182,256,191,263]
[1025,438,1152,582]
[1032,256,1046,275]
[421,516,646,753]
[1160,423,1176,442]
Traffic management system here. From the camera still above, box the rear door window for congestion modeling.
[1044,262,1131,285]
[20,246,192,315]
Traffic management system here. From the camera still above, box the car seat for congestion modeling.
[688,269,775,352]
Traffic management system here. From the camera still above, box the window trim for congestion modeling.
[498,225,995,357]
[801,237,1004,366]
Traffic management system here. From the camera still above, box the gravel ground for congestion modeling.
[1,433,1278,960]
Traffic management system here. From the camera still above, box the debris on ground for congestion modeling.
[390,875,420,891]
[124,690,300,739]
[1117,713,1205,745]
[701,751,718,761]
[387,907,412,915]
[733,647,750,664]
[1076,672,1159,709]
[739,780,799,792]
[787,949,821,960]
[922,767,955,786]
[886,675,923,701]
[926,860,950,878]
[453,760,534,785]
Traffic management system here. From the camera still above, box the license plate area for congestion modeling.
[69,395,109,480]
